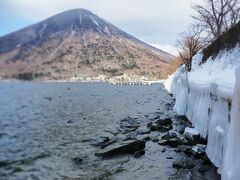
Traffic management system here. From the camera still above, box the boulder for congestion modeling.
[168,130,181,138]
[147,120,173,132]
[191,144,206,156]
[139,135,151,142]
[158,139,168,146]
[156,117,172,126]
[147,122,159,131]
[151,137,159,143]
[167,137,180,147]
[161,148,166,153]
[161,133,172,141]
[177,145,192,155]
[183,127,201,144]
[72,157,83,165]
[95,140,145,157]
[158,137,180,147]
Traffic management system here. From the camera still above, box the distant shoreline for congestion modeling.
[0,79,166,85]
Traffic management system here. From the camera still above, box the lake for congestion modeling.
[0,82,219,179]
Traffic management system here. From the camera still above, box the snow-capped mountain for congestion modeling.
[0,9,175,81]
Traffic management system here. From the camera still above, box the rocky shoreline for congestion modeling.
[81,108,220,179]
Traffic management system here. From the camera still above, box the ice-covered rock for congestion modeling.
[183,127,200,141]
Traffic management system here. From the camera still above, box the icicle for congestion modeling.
[222,66,240,180]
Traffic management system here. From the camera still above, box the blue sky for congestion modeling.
[0,0,195,55]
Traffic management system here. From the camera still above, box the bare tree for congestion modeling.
[192,0,240,40]
[177,26,206,71]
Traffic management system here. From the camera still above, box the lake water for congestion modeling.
[0,82,220,180]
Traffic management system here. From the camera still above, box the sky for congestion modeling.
[0,0,195,55]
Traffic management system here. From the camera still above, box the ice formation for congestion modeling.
[165,45,240,177]
[222,66,240,180]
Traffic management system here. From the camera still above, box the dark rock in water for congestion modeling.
[72,157,83,165]
[147,121,172,132]
[151,137,159,143]
[172,159,195,169]
[44,97,52,101]
[200,154,212,165]
[67,120,74,124]
[177,145,192,155]
[120,124,139,130]
[156,117,172,126]
[120,116,137,123]
[161,133,172,141]
[140,135,151,142]
[147,122,159,131]
[183,128,207,145]
[0,133,6,138]
[159,134,181,147]
[11,167,23,173]
[167,138,180,147]
[133,150,145,158]
[179,137,192,146]
[160,124,173,132]
[81,138,93,143]
[183,127,200,142]
[191,144,206,157]
[158,139,168,146]
[161,148,166,153]
[178,126,185,134]
[174,149,181,153]
[161,131,181,142]
[0,160,10,167]
[120,117,140,133]
[168,130,181,139]
[136,127,151,135]
[147,117,173,132]
[95,140,145,158]
[175,115,188,121]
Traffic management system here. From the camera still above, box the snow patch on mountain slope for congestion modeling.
[165,45,240,176]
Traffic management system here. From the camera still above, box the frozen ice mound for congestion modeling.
[165,46,240,177]
[222,66,240,180]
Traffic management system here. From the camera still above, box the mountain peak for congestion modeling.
[0,9,175,81]
[45,8,99,27]
[50,8,94,20]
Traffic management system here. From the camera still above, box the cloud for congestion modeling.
[0,0,196,46]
